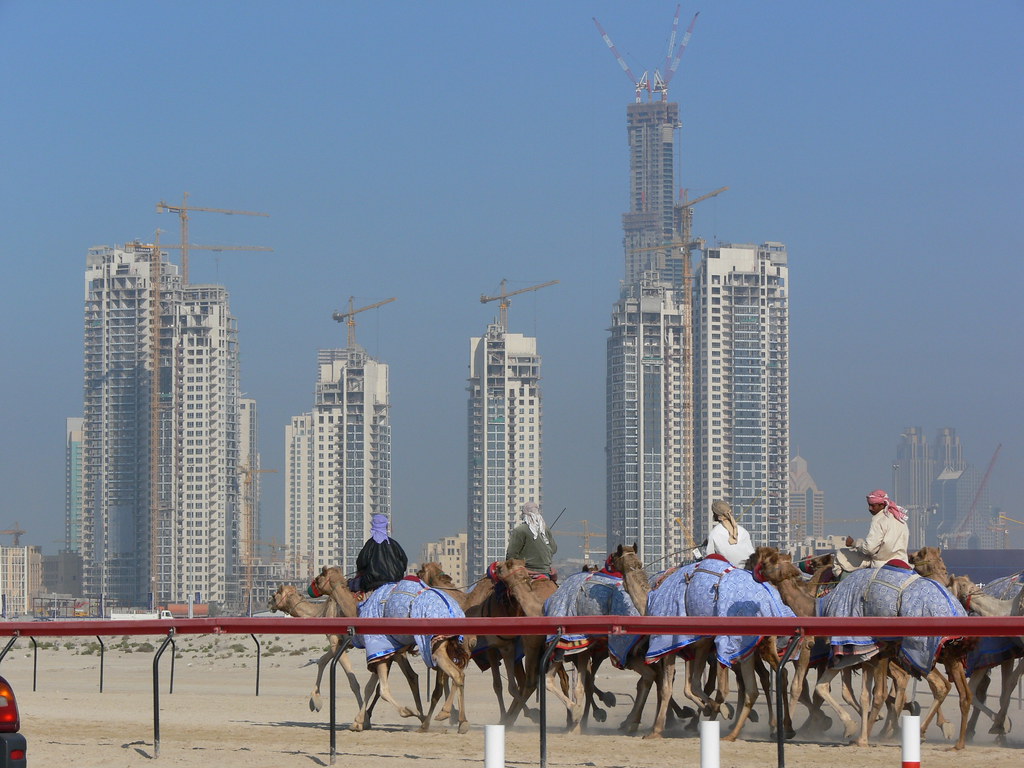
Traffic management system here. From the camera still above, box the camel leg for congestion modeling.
[919,666,952,740]
[618,655,654,735]
[351,669,381,731]
[966,668,992,739]
[375,657,424,723]
[947,660,971,751]
[484,648,506,720]
[683,642,718,717]
[814,666,860,739]
[644,656,675,739]
[420,669,447,732]
[862,658,890,745]
[424,643,470,734]
[502,636,543,726]
[723,657,758,742]
[881,661,910,737]
[991,657,1024,737]
[393,653,425,721]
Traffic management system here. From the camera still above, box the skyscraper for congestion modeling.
[81,242,247,607]
[606,274,689,564]
[65,417,84,555]
[693,243,790,550]
[286,348,391,577]
[893,427,933,548]
[467,325,543,579]
[789,454,824,542]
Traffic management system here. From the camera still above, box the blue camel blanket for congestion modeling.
[966,570,1024,674]
[356,577,464,668]
[646,557,793,666]
[822,563,966,674]
[543,570,642,666]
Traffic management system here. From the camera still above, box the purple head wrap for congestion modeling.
[370,514,390,544]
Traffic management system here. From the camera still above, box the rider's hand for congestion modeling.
[845,536,855,547]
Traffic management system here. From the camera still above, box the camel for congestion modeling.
[945,571,1024,741]
[267,583,365,713]
[756,547,974,749]
[314,565,474,734]
[643,554,794,742]
[415,562,529,721]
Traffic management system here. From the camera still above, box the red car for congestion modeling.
[0,676,25,766]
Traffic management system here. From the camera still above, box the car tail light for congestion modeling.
[0,676,20,732]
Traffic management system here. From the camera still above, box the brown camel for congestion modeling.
[267,584,365,713]
[945,571,1023,741]
[489,558,563,727]
[314,565,474,734]
[415,562,528,721]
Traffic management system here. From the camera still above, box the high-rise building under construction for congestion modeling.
[467,325,543,579]
[80,242,251,607]
[286,347,391,580]
[601,12,790,559]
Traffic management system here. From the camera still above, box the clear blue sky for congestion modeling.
[2,2,1022,560]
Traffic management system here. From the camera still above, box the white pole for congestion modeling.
[484,724,505,768]
[700,720,720,768]
[902,714,920,768]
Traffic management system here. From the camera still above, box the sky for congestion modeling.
[1,1,1022,563]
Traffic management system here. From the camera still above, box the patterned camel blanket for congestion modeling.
[543,570,642,666]
[965,570,1024,674]
[821,563,966,674]
[356,577,464,668]
[982,570,1024,601]
[645,557,794,666]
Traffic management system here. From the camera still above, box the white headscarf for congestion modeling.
[521,502,548,542]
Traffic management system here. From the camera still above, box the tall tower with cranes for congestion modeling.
[598,8,703,563]
[285,299,393,578]
[467,280,556,579]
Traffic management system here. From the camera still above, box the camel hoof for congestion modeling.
[310,695,323,712]
[434,710,450,721]
[843,723,859,740]
[593,707,607,723]
[940,722,955,740]
[601,691,617,707]
[643,730,663,740]
[748,709,759,723]
[458,721,470,735]
[350,722,364,732]
[908,701,921,716]
[722,734,738,743]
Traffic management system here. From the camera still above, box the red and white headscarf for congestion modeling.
[866,489,908,524]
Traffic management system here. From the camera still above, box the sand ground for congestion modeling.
[1,632,1020,767]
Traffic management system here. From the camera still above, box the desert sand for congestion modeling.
[1,631,1019,767]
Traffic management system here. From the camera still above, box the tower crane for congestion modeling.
[626,186,729,274]
[940,443,1002,548]
[332,297,397,348]
[479,279,559,331]
[0,523,27,546]
[594,7,699,103]
[239,464,277,599]
[156,192,270,284]
[555,520,607,566]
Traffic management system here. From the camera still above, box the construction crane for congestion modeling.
[479,279,559,331]
[594,7,699,102]
[239,464,277,599]
[156,192,270,284]
[556,520,607,566]
[626,186,729,279]
[0,523,27,546]
[941,444,1003,548]
[332,296,397,348]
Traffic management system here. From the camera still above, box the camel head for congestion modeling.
[494,558,529,585]
[417,561,455,589]
[268,583,301,613]
[313,565,345,596]
[910,546,950,586]
[756,549,801,585]
[611,543,643,574]
[948,574,978,602]
[745,546,780,572]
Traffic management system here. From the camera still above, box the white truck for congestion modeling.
[108,610,173,620]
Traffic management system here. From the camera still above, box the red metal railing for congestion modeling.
[1,615,1022,637]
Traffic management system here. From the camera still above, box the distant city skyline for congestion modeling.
[3,4,1020,562]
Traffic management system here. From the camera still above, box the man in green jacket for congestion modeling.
[505,501,557,576]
